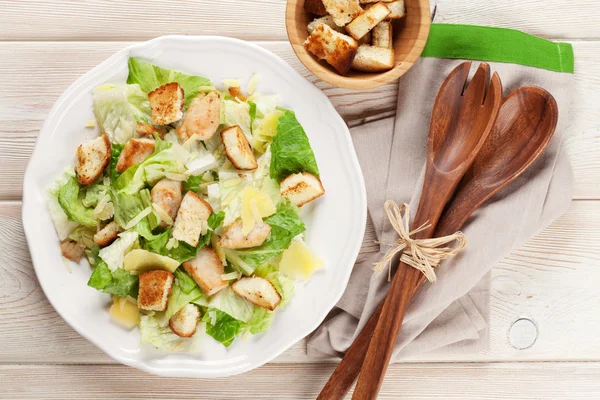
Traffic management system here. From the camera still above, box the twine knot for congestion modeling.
[373,200,467,283]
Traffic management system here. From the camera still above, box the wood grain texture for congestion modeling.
[435,0,600,40]
[1,362,599,399]
[0,0,288,41]
[0,41,598,200]
[2,201,600,363]
[1,0,600,41]
[286,0,431,89]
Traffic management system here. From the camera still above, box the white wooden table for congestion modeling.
[1,1,599,398]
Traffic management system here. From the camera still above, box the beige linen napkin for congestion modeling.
[307,56,574,360]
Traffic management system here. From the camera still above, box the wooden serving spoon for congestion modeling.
[351,61,503,400]
[317,85,558,400]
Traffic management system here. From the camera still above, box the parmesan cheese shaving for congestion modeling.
[165,172,188,181]
[247,73,259,95]
[152,202,174,226]
[222,78,240,88]
[166,237,178,250]
[124,206,153,230]
[221,271,242,281]
[183,133,201,149]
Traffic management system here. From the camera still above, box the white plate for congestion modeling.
[22,36,366,378]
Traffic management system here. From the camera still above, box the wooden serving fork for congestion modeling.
[351,62,502,399]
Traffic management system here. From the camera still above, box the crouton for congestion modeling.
[138,270,174,311]
[172,191,212,247]
[304,0,328,16]
[351,44,395,72]
[60,239,85,262]
[231,277,281,311]
[372,21,392,48]
[346,2,390,40]
[93,221,121,247]
[307,16,345,34]
[151,179,182,228]
[75,135,111,185]
[136,122,166,138]
[177,92,221,142]
[183,247,228,296]
[384,0,405,19]
[221,125,258,170]
[148,82,184,125]
[322,0,363,26]
[304,24,358,75]
[280,172,325,207]
[219,219,271,249]
[228,87,247,102]
[116,138,155,173]
[169,303,200,337]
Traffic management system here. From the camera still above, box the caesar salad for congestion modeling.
[48,58,325,351]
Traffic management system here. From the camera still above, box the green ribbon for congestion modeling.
[422,24,574,74]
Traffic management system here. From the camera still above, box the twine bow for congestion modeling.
[373,200,467,283]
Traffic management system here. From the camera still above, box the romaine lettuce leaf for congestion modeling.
[228,200,305,274]
[270,110,320,181]
[182,175,203,194]
[140,313,199,352]
[201,308,243,347]
[143,229,199,264]
[208,286,254,323]
[103,268,139,298]
[67,226,96,249]
[248,101,257,134]
[87,258,139,298]
[110,189,144,228]
[87,259,113,290]
[109,143,125,183]
[48,169,80,240]
[98,231,138,271]
[93,83,151,143]
[57,177,97,227]
[174,268,199,294]
[247,306,274,335]
[127,58,211,107]
[255,262,295,308]
[166,283,204,319]
[82,182,109,208]
[166,269,206,319]
[222,99,251,139]
[140,188,160,230]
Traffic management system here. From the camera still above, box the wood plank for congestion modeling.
[435,0,600,40]
[0,41,396,200]
[0,0,288,41]
[1,362,599,399]
[1,0,600,41]
[0,41,599,199]
[2,200,600,363]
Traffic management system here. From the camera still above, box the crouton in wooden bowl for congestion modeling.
[286,0,431,89]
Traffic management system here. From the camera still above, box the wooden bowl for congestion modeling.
[286,0,431,89]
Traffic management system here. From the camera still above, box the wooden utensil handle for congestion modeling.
[317,275,427,400]
[351,262,422,399]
